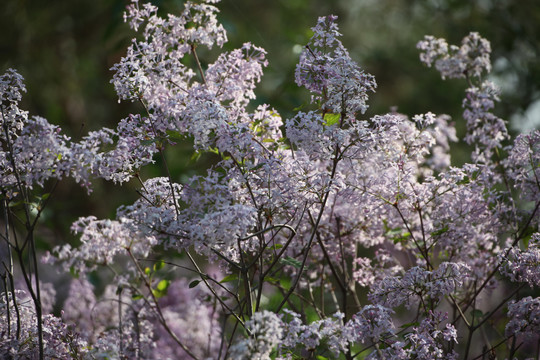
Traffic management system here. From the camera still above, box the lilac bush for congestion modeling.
[1,0,539,359]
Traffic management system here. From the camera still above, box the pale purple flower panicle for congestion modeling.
[153,279,222,359]
[0,290,89,358]
[506,296,540,339]
[462,80,508,162]
[417,32,491,79]
[345,305,396,344]
[504,130,540,205]
[296,15,376,117]
[500,233,540,287]
[369,262,470,309]
[418,33,508,163]
[230,310,283,359]
[46,216,157,275]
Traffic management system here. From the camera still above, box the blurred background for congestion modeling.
[1,0,539,244]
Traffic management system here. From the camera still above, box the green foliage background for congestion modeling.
[1,0,539,245]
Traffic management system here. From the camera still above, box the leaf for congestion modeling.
[153,260,165,272]
[471,309,484,319]
[157,279,171,292]
[189,280,201,288]
[293,103,306,111]
[132,294,143,300]
[280,256,302,269]
[219,274,238,283]
[400,321,419,329]
[190,151,201,162]
[144,267,151,275]
[152,279,171,298]
[140,138,157,146]
[393,232,411,245]
[323,113,340,126]
[270,244,283,250]
[166,129,184,141]
[431,226,449,237]
[385,227,403,237]
[456,176,471,185]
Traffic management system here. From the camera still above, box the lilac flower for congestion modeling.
[504,130,540,206]
[205,43,268,109]
[295,15,376,116]
[353,250,403,288]
[345,305,395,344]
[153,279,222,359]
[399,312,459,359]
[506,296,540,339]
[45,216,157,275]
[0,290,89,359]
[500,233,540,287]
[0,104,73,193]
[279,310,347,356]
[369,262,470,309]
[230,310,283,359]
[417,32,491,79]
[462,80,508,162]
[418,34,508,163]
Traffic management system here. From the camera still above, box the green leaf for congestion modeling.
[393,232,411,245]
[153,260,165,272]
[265,277,279,284]
[385,227,402,236]
[431,226,449,237]
[190,151,201,162]
[471,309,484,319]
[456,176,470,185]
[144,267,151,275]
[323,113,340,126]
[293,103,306,111]
[157,279,170,291]
[141,139,156,146]
[269,244,283,250]
[280,256,302,269]
[8,200,24,208]
[152,279,171,298]
[132,294,143,300]
[165,129,184,140]
[400,321,419,329]
[219,274,238,283]
[189,280,201,288]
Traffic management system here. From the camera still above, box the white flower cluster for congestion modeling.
[506,296,540,339]
[370,262,471,309]
[417,32,491,79]
[229,310,284,360]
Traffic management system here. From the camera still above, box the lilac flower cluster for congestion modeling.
[506,296,540,339]
[505,130,540,205]
[500,232,540,287]
[0,290,88,359]
[380,312,459,360]
[417,32,491,80]
[2,0,540,358]
[295,15,376,117]
[418,33,508,163]
[370,262,471,309]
